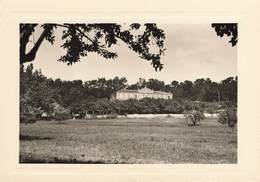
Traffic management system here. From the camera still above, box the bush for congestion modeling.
[185,110,205,126]
[53,112,71,121]
[20,112,37,124]
[111,98,184,115]
[82,98,185,115]
[217,107,237,128]
[51,103,71,121]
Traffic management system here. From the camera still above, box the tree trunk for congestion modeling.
[20,25,53,64]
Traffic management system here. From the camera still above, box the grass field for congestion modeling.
[19,117,237,164]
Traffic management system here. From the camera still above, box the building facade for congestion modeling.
[111,87,173,100]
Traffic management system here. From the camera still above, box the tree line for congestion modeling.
[20,64,237,120]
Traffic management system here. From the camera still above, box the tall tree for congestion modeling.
[220,76,237,102]
[171,80,179,88]
[181,80,194,100]
[145,78,165,91]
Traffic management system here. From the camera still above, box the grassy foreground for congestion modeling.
[19,117,237,164]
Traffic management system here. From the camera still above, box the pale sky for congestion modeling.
[26,24,237,84]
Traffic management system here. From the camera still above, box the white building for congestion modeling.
[111,87,173,100]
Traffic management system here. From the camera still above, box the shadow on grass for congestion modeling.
[19,135,53,141]
[228,140,237,144]
[19,157,126,164]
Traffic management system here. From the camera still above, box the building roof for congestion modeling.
[154,91,172,95]
[117,89,138,93]
[138,87,154,93]
[117,87,172,95]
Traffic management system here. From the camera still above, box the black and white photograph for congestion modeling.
[19,23,237,164]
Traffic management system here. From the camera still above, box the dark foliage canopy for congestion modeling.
[20,23,237,73]
[20,23,166,71]
[211,23,238,46]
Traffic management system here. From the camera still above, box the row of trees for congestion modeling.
[20,63,237,119]
[128,77,237,102]
[73,98,184,116]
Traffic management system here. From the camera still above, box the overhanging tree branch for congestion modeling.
[20,23,166,71]
[55,24,95,44]
[20,26,52,64]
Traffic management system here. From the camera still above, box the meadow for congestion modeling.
[19,117,237,164]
